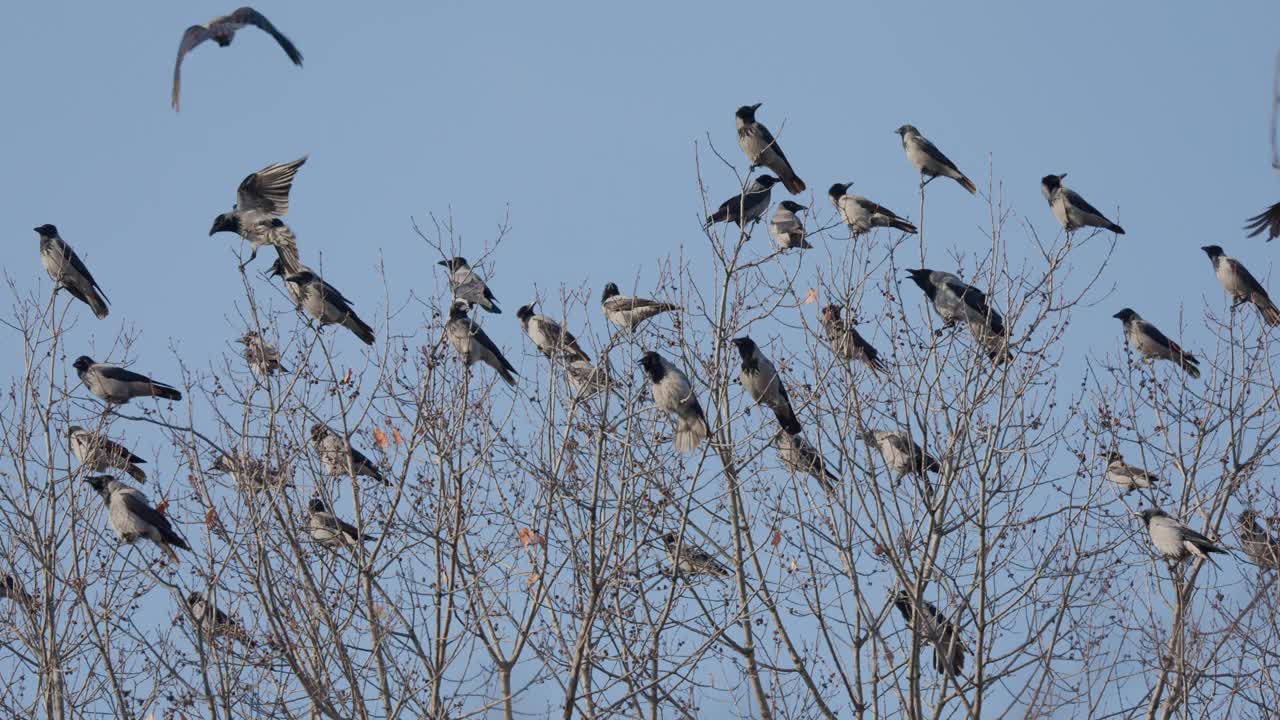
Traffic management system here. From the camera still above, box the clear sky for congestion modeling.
[3,1,1279,715]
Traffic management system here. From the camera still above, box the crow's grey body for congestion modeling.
[85,476,190,563]
[310,424,387,485]
[1113,309,1200,379]
[445,300,517,385]
[439,257,501,313]
[600,283,679,330]
[639,351,708,453]
[821,304,886,375]
[1040,174,1124,234]
[769,201,810,249]
[1201,245,1280,326]
[35,225,109,319]
[773,431,839,495]
[895,125,976,193]
[208,157,307,268]
[731,337,801,435]
[735,104,805,194]
[828,184,917,235]
[69,426,147,483]
[1138,508,1226,562]
[73,357,182,404]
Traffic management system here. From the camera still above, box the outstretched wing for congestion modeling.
[227,7,304,65]
[172,25,213,110]
[237,156,308,215]
[1245,201,1280,241]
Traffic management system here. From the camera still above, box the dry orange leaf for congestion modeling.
[372,428,389,449]
[527,571,539,589]
[518,528,544,549]
[802,288,818,305]
[341,368,353,385]
[771,530,782,547]
[154,499,170,517]
[390,427,403,445]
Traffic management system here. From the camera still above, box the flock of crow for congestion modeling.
[18,5,1280,677]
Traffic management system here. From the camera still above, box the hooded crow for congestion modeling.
[906,269,1009,363]
[735,103,805,194]
[307,497,373,549]
[35,225,109,319]
[705,175,778,228]
[68,426,147,483]
[1040,174,1124,235]
[172,6,303,111]
[1245,201,1280,242]
[773,430,839,495]
[1238,510,1280,570]
[1201,245,1280,326]
[237,331,289,375]
[209,156,307,268]
[769,201,811,250]
[1112,309,1199,379]
[517,304,591,362]
[73,357,182,404]
[828,183,917,236]
[862,430,940,483]
[0,575,35,614]
[209,452,292,492]
[821,305,887,375]
[663,532,729,579]
[600,283,680,331]
[1137,508,1227,563]
[445,300,518,386]
[438,257,501,314]
[731,337,802,435]
[310,424,387,485]
[894,125,976,194]
[892,590,966,675]
[566,359,618,399]
[185,591,255,646]
[282,270,376,346]
[1103,451,1160,494]
[84,475,190,564]
[638,351,708,453]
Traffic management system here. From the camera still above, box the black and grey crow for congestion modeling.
[209,156,307,269]
[73,357,182,404]
[705,175,778,228]
[895,125,976,193]
[600,283,680,331]
[906,269,1009,363]
[237,330,290,375]
[1040,174,1124,235]
[307,498,373,549]
[769,201,811,250]
[185,591,255,646]
[172,6,303,111]
[281,270,376,346]
[310,424,387,485]
[445,300,518,386]
[731,337,801,435]
[1112,309,1200,379]
[892,590,966,675]
[438,257,501,314]
[69,426,147,483]
[35,225,109,319]
[863,430,940,484]
[735,103,805,194]
[1238,510,1280,571]
[1136,508,1227,563]
[773,431,840,495]
[84,475,190,564]
[0,575,35,614]
[208,452,291,492]
[516,304,591,362]
[663,532,729,579]
[1103,451,1161,494]
[1244,201,1280,242]
[821,304,886,376]
[638,351,708,453]
[1201,245,1280,326]
[828,183,917,236]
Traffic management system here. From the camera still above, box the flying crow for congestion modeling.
[209,156,307,269]
[173,6,303,111]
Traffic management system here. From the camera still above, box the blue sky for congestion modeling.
[3,1,1279,715]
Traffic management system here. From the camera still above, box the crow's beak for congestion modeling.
[750,102,762,111]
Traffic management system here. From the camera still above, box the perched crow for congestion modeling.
[863,430,940,483]
[35,225,109,319]
[773,430,840,495]
[209,156,307,268]
[638,351,708,453]
[566,358,619,400]
[1201,245,1280,326]
[1040,174,1124,235]
[1113,309,1200,379]
[172,6,303,111]
[307,498,373,550]
[735,103,805,194]
[821,304,887,376]
[892,590,967,676]
[208,452,292,492]
[769,201,811,250]
[73,357,182,404]
[282,270,376,346]
[663,532,729,579]
[906,269,1009,363]
[68,426,147,483]
[84,475,190,564]
[310,424,387,485]
[828,183,917,235]
[1137,508,1227,563]
[600,283,679,331]
[895,125,976,193]
[1103,451,1161,494]
[438,257,501,314]
[445,300,518,386]
[0,575,36,614]
[237,331,290,375]
[517,304,591,362]
[730,337,801,435]
[706,176,778,228]
[1238,510,1280,571]
[184,591,255,646]
[1244,201,1280,242]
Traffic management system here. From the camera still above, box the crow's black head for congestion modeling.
[186,591,204,606]
[83,474,111,500]
[209,213,240,236]
[828,183,851,200]
[437,257,468,271]
[601,282,620,302]
[1137,508,1167,527]
[72,356,94,373]
[1041,174,1065,191]
[1112,308,1138,323]
[638,351,665,382]
[779,200,805,213]
[1200,245,1224,259]
[309,497,328,514]
[309,424,328,443]
[448,299,471,320]
[1103,450,1124,464]
[515,304,535,322]
[905,269,935,295]
[820,304,843,324]
[755,175,779,188]
[730,337,757,363]
[735,103,762,121]
[33,224,58,237]
[894,124,919,137]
